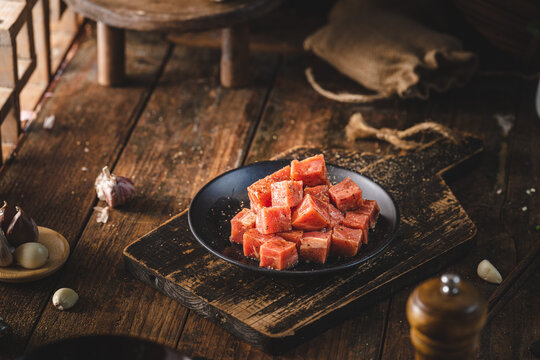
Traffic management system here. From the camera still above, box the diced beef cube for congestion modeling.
[248,178,271,212]
[291,194,330,230]
[247,166,291,212]
[331,226,363,257]
[243,229,282,259]
[271,180,303,208]
[329,177,363,211]
[291,154,328,187]
[343,212,370,244]
[355,199,380,228]
[277,230,303,250]
[304,185,329,203]
[267,165,291,183]
[230,208,256,244]
[256,206,292,234]
[259,239,298,270]
[299,231,332,264]
[328,203,345,227]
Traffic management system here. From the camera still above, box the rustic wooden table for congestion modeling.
[0,8,539,359]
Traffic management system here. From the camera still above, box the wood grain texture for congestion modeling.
[124,135,482,353]
[0,27,169,360]
[379,76,540,360]
[63,0,284,32]
[25,42,280,353]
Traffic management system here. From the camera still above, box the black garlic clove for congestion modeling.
[0,317,12,343]
[6,207,39,247]
[0,201,16,234]
[0,230,13,267]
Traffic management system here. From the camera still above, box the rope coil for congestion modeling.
[345,113,458,150]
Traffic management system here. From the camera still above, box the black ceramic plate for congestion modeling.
[188,160,399,276]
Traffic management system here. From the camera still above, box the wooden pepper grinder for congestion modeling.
[406,274,487,360]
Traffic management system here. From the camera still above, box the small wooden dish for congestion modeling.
[0,227,70,283]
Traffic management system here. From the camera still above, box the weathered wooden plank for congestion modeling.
[379,76,537,359]
[480,80,540,359]
[0,28,169,360]
[25,44,279,352]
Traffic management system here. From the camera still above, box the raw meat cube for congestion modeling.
[355,199,380,228]
[299,231,332,264]
[260,239,298,270]
[277,230,303,250]
[331,226,363,257]
[247,178,271,212]
[256,206,292,234]
[243,229,282,259]
[267,165,291,183]
[247,166,291,212]
[230,208,256,244]
[291,194,330,230]
[304,185,329,203]
[329,177,363,211]
[291,154,328,187]
[328,203,345,227]
[271,180,303,207]
[343,212,370,244]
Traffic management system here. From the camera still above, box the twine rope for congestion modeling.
[345,113,458,150]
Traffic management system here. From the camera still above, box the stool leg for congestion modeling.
[220,24,249,88]
[97,22,125,86]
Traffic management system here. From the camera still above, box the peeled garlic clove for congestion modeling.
[52,288,79,311]
[6,207,39,247]
[477,259,502,284]
[0,230,13,267]
[14,242,48,269]
[0,201,16,233]
[94,166,135,208]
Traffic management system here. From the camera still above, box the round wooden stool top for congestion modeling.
[62,0,283,32]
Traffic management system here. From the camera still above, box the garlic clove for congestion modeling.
[94,166,135,208]
[0,202,16,234]
[477,259,503,284]
[0,230,13,267]
[14,242,49,269]
[5,207,39,247]
[52,288,79,311]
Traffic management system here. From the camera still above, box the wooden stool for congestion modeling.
[62,0,284,88]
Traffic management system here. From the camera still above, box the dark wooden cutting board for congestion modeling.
[123,135,483,353]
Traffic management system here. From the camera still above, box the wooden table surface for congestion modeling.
[0,8,539,360]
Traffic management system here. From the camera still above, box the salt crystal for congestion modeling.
[81,167,88,172]
[496,188,503,195]
[522,206,528,212]
[84,147,89,153]
[43,115,55,129]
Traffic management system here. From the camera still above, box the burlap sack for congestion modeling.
[304,6,477,102]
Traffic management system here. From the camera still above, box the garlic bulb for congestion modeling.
[94,166,135,208]
[0,230,13,267]
[0,202,38,247]
[477,259,502,284]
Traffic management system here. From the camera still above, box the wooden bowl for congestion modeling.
[0,227,70,283]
